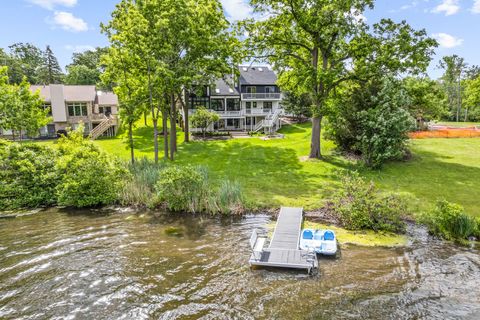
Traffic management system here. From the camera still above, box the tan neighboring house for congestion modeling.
[1,84,119,140]
[0,84,119,140]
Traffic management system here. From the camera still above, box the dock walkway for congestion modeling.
[249,207,318,273]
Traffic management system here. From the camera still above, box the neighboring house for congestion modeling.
[0,84,119,140]
[186,66,283,133]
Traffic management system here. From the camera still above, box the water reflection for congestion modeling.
[0,209,478,319]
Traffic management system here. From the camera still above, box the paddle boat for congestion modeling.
[299,228,338,256]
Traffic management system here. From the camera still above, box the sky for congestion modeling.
[0,0,479,78]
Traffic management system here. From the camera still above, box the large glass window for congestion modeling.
[211,99,225,111]
[226,98,240,111]
[190,97,209,109]
[246,86,257,94]
[263,102,273,111]
[67,102,88,116]
[265,86,275,93]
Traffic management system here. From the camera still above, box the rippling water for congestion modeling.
[0,209,479,319]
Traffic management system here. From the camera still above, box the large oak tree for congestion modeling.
[241,0,436,158]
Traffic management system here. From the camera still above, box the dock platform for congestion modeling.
[249,207,318,273]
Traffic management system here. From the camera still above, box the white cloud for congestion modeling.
[432,0,460,16]
[349,8,367,22]
[220,0,252,21]
[28,0,77,10]
[472,0,480,13]
[433,33,464,48]
[65,45,95,53]
[50,11,88,32]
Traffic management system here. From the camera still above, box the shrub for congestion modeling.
[330,172,406,233]
[216,180,244,215]
[155,165,244,215]
[120,158,165,208]
[156,165,207,213]
[55,126,127,207]
[420,200,477,241]
[0,140,59,210]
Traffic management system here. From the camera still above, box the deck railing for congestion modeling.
[241,93,281,100]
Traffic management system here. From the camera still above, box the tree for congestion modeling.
[103,0,238,162]
[403,77,447,129]
[326,77,415,168]
[0,67,50,140]
[438,55,467,122]
[463,76,480,122]
[281,91,312,120]
[191,107,220,138]
[66,47,110,88]
[241,0,436,159]
[38,45,64,84]
[8,43,45,84]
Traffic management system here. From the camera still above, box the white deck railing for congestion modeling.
[241,93,281,100]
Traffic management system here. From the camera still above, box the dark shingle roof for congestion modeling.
[211,76,240,96]
[238,66,277,85]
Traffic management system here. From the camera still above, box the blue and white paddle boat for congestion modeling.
[299,229,338,256]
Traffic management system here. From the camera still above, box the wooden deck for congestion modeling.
[249,207,318,273]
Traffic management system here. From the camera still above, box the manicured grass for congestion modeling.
[436,121,480,128]
[34,120,480,216]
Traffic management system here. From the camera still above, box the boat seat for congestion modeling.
[324,231,335,241]
[302,230,313,240]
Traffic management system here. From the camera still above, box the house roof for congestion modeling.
[97,92,119,105]
[212,76,240,96]
[238,66,277,86]
[30,85,117,104]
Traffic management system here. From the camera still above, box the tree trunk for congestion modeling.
[144,111,148,126]
[162,108,169,160]
[152,114,159,164]
[464,108,469,122]
[11,130,15,142]
[184,103,189,143]
[309,116,322,159]
[128,121,135,164]
[169,93,177,160]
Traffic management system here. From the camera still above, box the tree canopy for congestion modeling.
[240,0,437,158]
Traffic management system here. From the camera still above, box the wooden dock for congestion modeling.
[249,207,318,273]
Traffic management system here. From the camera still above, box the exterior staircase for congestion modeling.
[89,116,114,140]
[253,109,283,134]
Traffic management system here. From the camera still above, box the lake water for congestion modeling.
[0,209,479,319]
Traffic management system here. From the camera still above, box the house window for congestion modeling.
[246,86,257,94]
[263,102,273,110]
[190,97,209,109]
[67,102,88,116]
[99,106,112,116]
[211,99,224,111]
[265,86,275,93]
[226,98,240,111]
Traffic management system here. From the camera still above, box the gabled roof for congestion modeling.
[238,66,277,86]
[212,76,240,96]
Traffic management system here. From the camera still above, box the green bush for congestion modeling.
[120,158,165,208]
[420,200,477,241]
[331,172,407,233]
[0,140,59,210]
[55,127,128,208]
[155,165,244,215]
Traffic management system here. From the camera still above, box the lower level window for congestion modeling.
[68,103,88,116]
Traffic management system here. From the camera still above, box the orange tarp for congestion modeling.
[409,126,480,139]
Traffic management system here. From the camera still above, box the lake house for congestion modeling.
[186,66,283,134]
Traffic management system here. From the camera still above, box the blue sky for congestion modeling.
[0,0,479,78]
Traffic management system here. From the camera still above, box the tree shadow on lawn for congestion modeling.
[175,140,332,207]
[362,148,480,215]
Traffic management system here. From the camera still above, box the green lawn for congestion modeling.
[37,121,480,216]
[175,126,480,216]
[436,121,480,128]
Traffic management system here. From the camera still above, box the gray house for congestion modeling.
[186,66,283,133]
